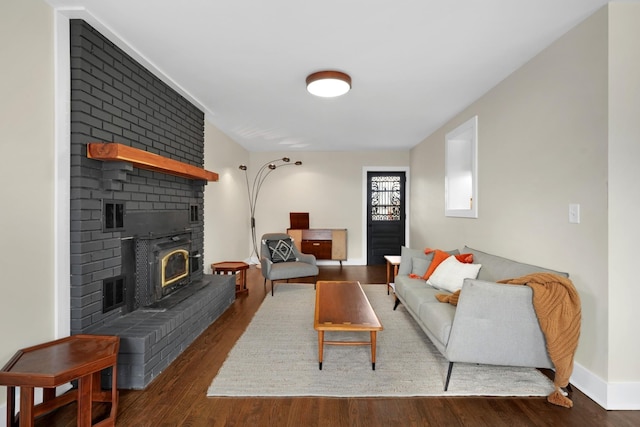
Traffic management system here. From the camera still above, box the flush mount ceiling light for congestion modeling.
[306,71,351,97]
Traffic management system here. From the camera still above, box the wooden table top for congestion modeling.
[211,261,249,271]
[384,255,402,265]
[314,281,383,332]
[0,334,120,387]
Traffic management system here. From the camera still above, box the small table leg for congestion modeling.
[318,331,324,370]
[386,260,391,295]
[7,386,16,427]
[77,374,93,427]
[371,331,377,370]
[19,387,35,427]
[240,269,248,293]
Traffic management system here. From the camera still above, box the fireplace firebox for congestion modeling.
[135,232,192,307]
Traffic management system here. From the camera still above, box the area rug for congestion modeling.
[207,284,555,397]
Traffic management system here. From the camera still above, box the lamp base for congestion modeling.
[244,255,260,266]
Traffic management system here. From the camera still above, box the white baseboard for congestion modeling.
[316,258,365,266]
[571,362,640,409]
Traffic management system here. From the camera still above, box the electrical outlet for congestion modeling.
[569,204,580,224]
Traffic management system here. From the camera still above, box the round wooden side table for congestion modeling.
[211,261,249,295]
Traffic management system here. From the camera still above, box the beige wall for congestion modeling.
[243,151,410,263]
[608,3,640,384]
[203,120,251,268]
[0,0,55,405]
[411,3,640,396]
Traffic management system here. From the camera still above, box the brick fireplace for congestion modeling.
[69,20,234,389]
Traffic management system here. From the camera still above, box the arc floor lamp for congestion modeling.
[239,157,302,263]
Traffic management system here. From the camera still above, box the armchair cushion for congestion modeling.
[265,238,297,263]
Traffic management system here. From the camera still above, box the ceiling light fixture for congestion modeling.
[306,71,351,98]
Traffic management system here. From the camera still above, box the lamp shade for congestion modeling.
[306,71,351,97]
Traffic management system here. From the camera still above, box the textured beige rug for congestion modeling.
[207,284,554,397]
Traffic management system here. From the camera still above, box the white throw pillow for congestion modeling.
[426,256,481,293]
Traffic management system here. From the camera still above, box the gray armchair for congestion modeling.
[260,233,319,295]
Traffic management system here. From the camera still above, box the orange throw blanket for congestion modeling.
[499,273,581,408]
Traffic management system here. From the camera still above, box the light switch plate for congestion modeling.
[569,204,580,224]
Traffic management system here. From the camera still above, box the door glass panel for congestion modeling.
[370,176,401,221]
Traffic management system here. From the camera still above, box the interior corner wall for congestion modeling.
[0,0,56,408]
[245,150,410,264]
[607,3,640,385]
[410,6,610,384]
[203,120,251,267]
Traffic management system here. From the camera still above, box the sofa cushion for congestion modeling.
[463,246,568,282]
[418,300,457,346]
[395,277,441,315]
[427,256,482,293]
[266,261,318,280]
[411,257,431,276]
[398,246,433,275]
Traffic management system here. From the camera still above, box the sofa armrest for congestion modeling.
[445,279,553,368]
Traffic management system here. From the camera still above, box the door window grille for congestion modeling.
[370,176,401,221]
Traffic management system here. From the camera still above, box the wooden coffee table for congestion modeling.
[314,281,383,370]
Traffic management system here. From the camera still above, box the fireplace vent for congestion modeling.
[103,201,125,231]
[103,275,126,313]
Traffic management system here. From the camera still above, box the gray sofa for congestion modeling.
[394,245,568,390]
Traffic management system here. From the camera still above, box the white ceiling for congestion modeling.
[48,0,618,152]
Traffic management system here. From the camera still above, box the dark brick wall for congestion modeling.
[69,19,206,334]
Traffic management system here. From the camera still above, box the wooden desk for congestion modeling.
[314,281,383,370]
[0,334,119,427]
[384,255,402,295]
[212,261,249,295]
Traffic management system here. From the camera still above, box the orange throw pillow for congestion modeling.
[422,250,450,280]
[455,253,473,263]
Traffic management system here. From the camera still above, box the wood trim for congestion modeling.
[87,142,219,182]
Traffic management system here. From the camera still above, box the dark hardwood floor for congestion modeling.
[36,265,638,426]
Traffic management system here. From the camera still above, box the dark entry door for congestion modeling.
[366,172,406,265]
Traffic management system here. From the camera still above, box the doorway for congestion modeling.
[366,171,406,265]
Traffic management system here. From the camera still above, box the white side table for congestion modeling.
[383,255,402,295]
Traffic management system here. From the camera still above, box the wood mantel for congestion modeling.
[87,143,218,182]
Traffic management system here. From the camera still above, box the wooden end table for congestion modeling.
[314,281,383,370]
[0,334,119,427]
[212,261,249,295]
[384,255,402,295]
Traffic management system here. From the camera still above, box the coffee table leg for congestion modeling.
[318,331,324,370]
[371,331,377,370]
